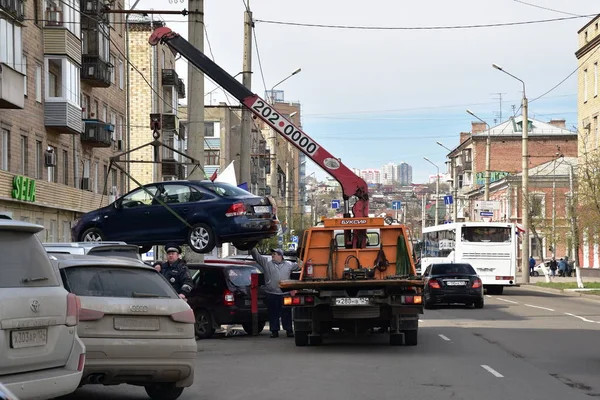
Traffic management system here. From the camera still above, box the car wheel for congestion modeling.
[81,227,104,242]
[138,245,152,254]
[232,241,259,251]
[144,384,184,400]
[533,271,540,277]
[194,309,215,339]
[242,322,265,335]
[187,223,216,254]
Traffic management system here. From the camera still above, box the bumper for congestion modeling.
[219,218,278,242]
[81,337,196,387]
[2,336,85,400]
[426,290,483,304]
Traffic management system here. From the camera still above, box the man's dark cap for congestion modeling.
[165,243,182,254]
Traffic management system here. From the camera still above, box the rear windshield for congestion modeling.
[200,181,253,198]
[461,226,511,243]
[227,267,262,287]
[0,231,60,288]
[87,247,140,260]
[62,266,178,298]
[431,264,476,275]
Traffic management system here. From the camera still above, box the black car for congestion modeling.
[422,263,484,309]
[187,263,268,339]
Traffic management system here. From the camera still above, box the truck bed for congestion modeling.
[280,279,424,290]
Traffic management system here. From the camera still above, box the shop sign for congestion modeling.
[11,175,36,202]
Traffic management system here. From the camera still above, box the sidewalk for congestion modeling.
[511,271,600,300]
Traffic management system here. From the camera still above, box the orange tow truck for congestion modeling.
[281,217,424,346]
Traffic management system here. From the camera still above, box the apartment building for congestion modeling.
[127,16,186,186]
[0,0,126,241]
[399,162,413,185]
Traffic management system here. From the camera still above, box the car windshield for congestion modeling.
[200,181,253,198]
[431,264,476,275]
[227,267,261,287]
[0,231,60,288]
[62,266,178,298]
[87,247,141,260]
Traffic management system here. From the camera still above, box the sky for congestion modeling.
[134,0,599,183]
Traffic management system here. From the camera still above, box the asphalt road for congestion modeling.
[58,286,600,400]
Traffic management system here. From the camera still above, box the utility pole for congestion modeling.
[552,157,556,258]
[569,163,580,267]
[521,94,529,282]
[240,2,252,189]
[186,0,205,260]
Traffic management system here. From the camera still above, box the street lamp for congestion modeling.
[493,63,529,283]
[270,68,302,102]
[466,109,492,201]
[436,141,458,222]
[423,157,440,225]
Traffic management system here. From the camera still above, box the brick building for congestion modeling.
[0,0,126,241]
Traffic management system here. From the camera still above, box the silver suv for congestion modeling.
[43,242,143,262]
[0,220,85,399]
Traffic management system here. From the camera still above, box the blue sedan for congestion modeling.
[71,180,279,254]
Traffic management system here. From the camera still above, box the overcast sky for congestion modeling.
[138,0,599,183]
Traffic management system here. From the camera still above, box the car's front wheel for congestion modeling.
[187,223,216,254]
[81,227,104,242]
[144,384,184,400]
[232,240,259,251]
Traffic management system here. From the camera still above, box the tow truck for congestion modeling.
[149,28,424,346]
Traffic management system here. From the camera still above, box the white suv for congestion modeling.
[0,220,85,400]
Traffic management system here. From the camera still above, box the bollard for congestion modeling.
[250,273,259,336]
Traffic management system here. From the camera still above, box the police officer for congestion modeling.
[160,243,193,299]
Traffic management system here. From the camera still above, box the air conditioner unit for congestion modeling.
[44,150,56,167]
[117,139,123,150]
[81,177,91,190]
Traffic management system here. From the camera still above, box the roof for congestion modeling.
[517,156,578,177]
[49,254,152,269]
[44,241,129,248]
[472,116,575,138]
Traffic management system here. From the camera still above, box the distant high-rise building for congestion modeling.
[399,162,412,185]
[381,163,399,185]
[360,169,381,184]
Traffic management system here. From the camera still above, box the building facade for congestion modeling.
[399,162,412,185]
[0,0,126,241]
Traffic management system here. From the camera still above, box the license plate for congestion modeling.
[11,328,48,349]
[245,300,264,306]
[114,317,160,331]
[335,298,369,306]
[446,281,466,286]
[254,206,271,214]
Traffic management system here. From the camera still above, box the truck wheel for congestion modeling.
[295,332,309,347]
[242,322,265,335]
[403,330,418,346]
[390,333,403,346]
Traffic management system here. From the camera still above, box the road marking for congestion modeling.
[496,297,519,304]
[438,334,451,341]
[564,312,599,323]
[524,304,555,311]
[485,295,493,298]
[481,365,504,378]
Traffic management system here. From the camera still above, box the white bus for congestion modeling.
[420,222,518,295]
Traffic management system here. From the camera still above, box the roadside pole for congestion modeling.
[240,2,253,190]
[250,273,259,335]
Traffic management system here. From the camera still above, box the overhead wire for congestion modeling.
[512,0,585,17]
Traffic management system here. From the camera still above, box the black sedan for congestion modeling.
[71,180,279,254]
[422,263,484,309]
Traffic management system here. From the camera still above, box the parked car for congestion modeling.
[71,180,279,254]
[0,383,18,399]
[187,263,268,339]
[43,242,143,262]
[51,254,197,400]
[422,262,484,309]
[0,220,85,400]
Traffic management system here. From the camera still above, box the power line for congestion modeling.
[252,24,268,96]
[512,0,584,17]
[254,14,596,31]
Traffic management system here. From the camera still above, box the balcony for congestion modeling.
[177,78,185,98]
[463,161,472,171]
[81,55,112,87]
[0,63,25,109]
[178,121,186,141]
[162,69,178,86]
[43,26,82,62]
[80,0,105,15]
[162,160,179,177]
[161,113,179,132]
[0,0,25,20]
[44,102,83,134]
[81,119,112,147]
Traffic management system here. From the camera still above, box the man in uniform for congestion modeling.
[160,243,194,299]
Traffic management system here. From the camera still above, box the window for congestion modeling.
[35,140,42,179]
[93,99,99,119]
[205,122,215,137]
[205,149,220,165]
[120,185,158,207]
[0,129,8,171]
[47,146,57,183]
[117,115,123,141]
[530,193,546,218]
[82,21,109,59]
[22,54,27,96]
[34,0,40,25]
[48,219,57,242]
[110,111,116,141]
[431,263,476,276]
[118,59,124,89]
[44,0,79,37]
[35,64,42,102]
[594,115,598,148]
[81,94,90,119]
[161,184,192,204]
[102,104,107,122]
[62,149,68,185]
[93,161,98,193]
[20,135,27,175]
[110,55,115,84]
[0,18,23,71]
[44,57,80,105]
[461,226,511,243]
[595,63,599,97]
[103,164,108,195]
[422,229,456,257]
[111,168,117,194]
[584,69,588,102]
[162,86,175,113]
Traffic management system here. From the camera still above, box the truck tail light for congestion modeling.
[225,202,246,217]
[224,289,235,306]
[428,280,441,289]
[66,293,80,326]
[284,295,314,306]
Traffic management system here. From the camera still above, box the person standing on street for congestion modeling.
[251,248,300,338]
[549,257,558,277]
[160,243,194,299]
[529,256,536,276]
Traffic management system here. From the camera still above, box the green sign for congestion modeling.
[11,175,36,202]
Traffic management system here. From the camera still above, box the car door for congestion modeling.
[152,183,198,241]
[189,267,223,313]
[107,185,159,241]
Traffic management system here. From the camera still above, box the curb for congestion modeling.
[516,283,600,301]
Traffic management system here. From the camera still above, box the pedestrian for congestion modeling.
[549,257,558,277]
[529,256,536,276]
[160,243,193,299]
[564,256,571,277]
[251,248,300,338]
[558,258,567,277]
